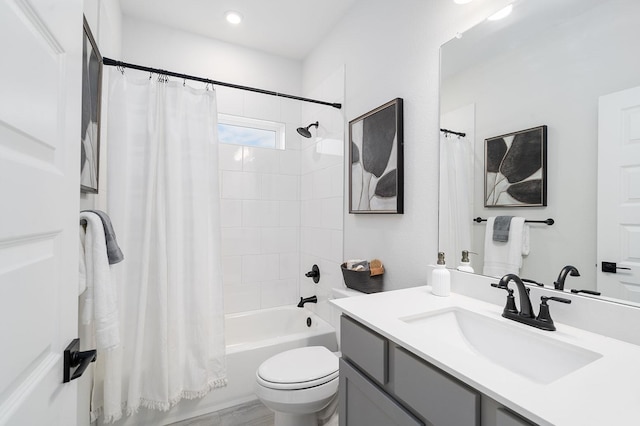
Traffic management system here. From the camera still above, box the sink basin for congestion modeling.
[400,307,602,384]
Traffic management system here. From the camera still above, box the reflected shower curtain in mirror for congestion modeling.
[439,133,473,269]
[95,69,227,422]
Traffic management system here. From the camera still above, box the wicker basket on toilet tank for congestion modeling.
[340,263,383,294]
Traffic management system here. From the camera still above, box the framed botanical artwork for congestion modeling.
[80,16,102,194]
[484,125,547,207]
[349,98,404,214]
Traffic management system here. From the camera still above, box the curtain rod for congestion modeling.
[103,57,342,110]
[440,128,466,137]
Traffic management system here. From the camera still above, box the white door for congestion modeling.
[0,0,82,424]
[597,86,640,303]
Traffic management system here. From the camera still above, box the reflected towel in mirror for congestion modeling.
[493,215,514,242]
[483,217,529,278]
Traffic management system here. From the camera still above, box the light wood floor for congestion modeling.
[169,397,339,426]
[169,400,274,426]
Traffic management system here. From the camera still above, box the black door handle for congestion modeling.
[602,261,631,273]
[63,338,97,383]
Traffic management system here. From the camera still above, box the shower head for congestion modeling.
[296,121,319,138]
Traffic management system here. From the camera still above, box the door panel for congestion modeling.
[0,0,82,424]
[597,86,640,302]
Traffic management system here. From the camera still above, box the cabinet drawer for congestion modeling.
[340,358,423,426]
[341,315,387,385]
[393,346,480,426]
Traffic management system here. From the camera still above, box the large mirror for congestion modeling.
[439,0,640,305]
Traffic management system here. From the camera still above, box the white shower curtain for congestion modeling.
[97,69,227,421]
[439,133,473,268]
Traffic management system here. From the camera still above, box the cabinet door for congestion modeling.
[341,315,387,385]
[339,359,423,426]
[393,346,480,426]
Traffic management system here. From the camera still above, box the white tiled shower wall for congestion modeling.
[299,66,346,323]
[218,66,344,317]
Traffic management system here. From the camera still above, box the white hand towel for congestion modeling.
[80,213,124,423]
[483,217,529,278]
[79,211,120,350]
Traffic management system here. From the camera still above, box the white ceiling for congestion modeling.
[119,0,358,60]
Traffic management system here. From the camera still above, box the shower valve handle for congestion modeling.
[305,264,320,283]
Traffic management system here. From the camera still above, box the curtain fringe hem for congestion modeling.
[94,377,228,424]
[91,401,127,424]
[126,377,228,416]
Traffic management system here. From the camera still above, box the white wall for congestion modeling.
[121,17,302,94]
[303,0,509,290]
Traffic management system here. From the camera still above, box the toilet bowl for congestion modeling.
[255,346,339,426]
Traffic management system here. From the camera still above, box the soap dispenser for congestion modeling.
[431,252,451,297]
[457,250,474,273]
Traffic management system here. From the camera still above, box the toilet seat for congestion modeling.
[257,346,338,390]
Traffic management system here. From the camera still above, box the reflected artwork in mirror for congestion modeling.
[438,0,640,306]
[484,125,547,207]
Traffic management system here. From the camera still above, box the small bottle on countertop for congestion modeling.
[431,252,451,297]
[456,250,474,273]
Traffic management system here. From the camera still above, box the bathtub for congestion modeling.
[117,306,338,425]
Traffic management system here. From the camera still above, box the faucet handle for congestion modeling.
[570,289,601,296]
[542,296,572,304]
[536,296,572,331]
[491,283,518,315]
[522,278,544,287]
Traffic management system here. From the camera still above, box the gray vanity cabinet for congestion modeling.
[340,315,479,426]
[340,313,387,386]
[339,315,536,426]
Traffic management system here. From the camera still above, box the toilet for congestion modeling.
[255,346,339,426]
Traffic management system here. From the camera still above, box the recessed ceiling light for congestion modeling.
[487,4,513,21]
[225,11,243,25]
[453,0,473,4]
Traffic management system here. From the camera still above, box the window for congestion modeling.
[217,114,285,150]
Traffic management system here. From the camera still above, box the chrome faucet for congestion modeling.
[491,274,571,331]
[297,295,317,308]
[554,265,580,290]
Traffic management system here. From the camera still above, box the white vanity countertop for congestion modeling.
[331,286,640,426]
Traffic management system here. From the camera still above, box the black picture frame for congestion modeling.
[348,98,404,214]
[80,16,102,194]
[484,125,547,207]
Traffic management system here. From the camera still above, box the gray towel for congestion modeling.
[82,209,124,264]
[493,216,514,242]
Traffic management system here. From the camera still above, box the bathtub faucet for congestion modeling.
[297,295,318,308]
